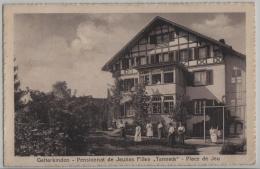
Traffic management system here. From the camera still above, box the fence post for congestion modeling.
[222,106,225,144]
[204,105,206,143]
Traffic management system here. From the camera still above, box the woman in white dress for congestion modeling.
[146,122,153,138]
[209,127,217,143]
[134,124,142,142]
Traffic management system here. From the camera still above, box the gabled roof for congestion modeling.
[102,16,245,71]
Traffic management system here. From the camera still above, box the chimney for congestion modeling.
[219,39,226,44]
[219,39,232,48]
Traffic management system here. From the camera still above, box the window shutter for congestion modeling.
[207,46,210,57]
[188,48,193,61]
[207,70,213,85]
[187,72,194,86]
[175,50,180,62]
[134,78,138,86]
[119,80,123,91]
[194,47,198,59]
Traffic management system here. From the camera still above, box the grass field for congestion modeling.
[81,131,198,156]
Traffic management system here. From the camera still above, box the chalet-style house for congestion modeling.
[102,16,246,137]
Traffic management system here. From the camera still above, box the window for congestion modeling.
[232,69,242,77]
[194,100,206,115]
[120,78,135,91]
[136,57,141,66]
[125,102,134,117]
[179,49,189,62]
[152,96,162,114]
[194,71,207,85]
[140,56,147,65]
[150,35,157,44]
[113,63,120,71]
[139,44,146,51]
[169,50,179,62]
[156,35,162,44]
[158,54,163,63]
[231,69,242,84]
[130,58,135,67]
[169,32,175,41]
[149,32,174,44]
[152,73,161,84]
[163,53,169,62]
[164,72,174,83]
[193,70,213,86]
[163,96,174,114]
[122,59,129,70]
[151,54,160,64]
[189,48,196,61]
[198,46,209,59]
[214,49,223,57]
[162,34,170,42]
[140,74,150,85]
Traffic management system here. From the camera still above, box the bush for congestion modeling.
[220,142,237,154]
[220,140,246,155]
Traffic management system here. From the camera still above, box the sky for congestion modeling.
[14,13,245,98]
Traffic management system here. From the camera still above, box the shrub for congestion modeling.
[220,140,246,155]
[220,142,237,154]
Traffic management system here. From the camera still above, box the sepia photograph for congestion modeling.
[3,3,256,167]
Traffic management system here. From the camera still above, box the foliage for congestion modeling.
[14,89,25,111]
[14,63,25,111]
[169,94,190,124]
[52,81,72,99]
[15,121,66,156]
[15,81,106,156]
[131,84,150,125]
[220,140,246,154]
[109,78,122,119]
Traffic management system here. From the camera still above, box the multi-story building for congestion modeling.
[102,16,246,137]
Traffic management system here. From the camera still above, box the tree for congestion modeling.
[109,78,122,120]
[169,94,190,124]
[131,84,150,124]
[52,81,71,99]
[14,60,25,111]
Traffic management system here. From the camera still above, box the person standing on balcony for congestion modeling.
[146,121,153,138]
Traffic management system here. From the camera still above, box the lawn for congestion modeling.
[83,131,198,155]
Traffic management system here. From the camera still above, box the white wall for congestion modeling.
[145,83,176,95]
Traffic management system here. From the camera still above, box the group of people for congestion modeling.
[134,121,186,146]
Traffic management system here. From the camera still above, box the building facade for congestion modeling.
[102,16,246,137]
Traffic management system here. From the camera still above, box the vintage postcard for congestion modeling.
[3,3,256,167]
